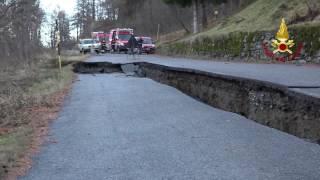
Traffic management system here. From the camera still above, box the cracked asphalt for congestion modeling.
[90,54,320,98]
[20,69,320,179]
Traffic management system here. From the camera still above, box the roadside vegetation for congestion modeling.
[0,51,87,179]
[0,1,89,179]
[185,0,320,39]
[0,0,319,177]
[158,0,320,63]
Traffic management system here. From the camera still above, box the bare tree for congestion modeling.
[72,0,253,39]
[0,0,44,65]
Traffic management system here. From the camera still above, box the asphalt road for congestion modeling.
[90,54,320,97]
[21,72,320,180]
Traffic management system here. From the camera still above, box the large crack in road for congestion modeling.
[73,61,320,143]
[21,70,320,180]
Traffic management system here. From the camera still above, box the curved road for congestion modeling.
[90,54,320,98]
[20,55,320,180]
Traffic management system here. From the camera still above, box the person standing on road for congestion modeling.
[111,31,116,52]
[137,37,143,54]
[128,34,137,55]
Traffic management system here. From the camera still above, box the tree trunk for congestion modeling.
[229,0,234,13]
[239,0,243,8]
[76,23,79,41]
[170,5,191,34]
[200,0,208,29]
[192,0,199,33]
[92,0,96,21]
[149,0,154,34]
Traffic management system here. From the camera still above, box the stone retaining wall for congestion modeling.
[158,25,320,63]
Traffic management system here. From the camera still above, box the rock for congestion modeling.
[243,38,247,43]
[256,44,261,49]
[121,64,140,75]
[299,60,307,64]
[314,15,320,21]
[315,56,320,64]
[306,57,312,62]
[295,60,307,66]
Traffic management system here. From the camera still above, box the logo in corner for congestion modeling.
[262,18,303,62]
[272,18,295,54]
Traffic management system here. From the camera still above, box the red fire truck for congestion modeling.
[92,32,109,53]
[109,28,133,53]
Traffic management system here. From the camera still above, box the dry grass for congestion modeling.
[182,0,320,41]
[0,50,87,179]
[158,30,189,45]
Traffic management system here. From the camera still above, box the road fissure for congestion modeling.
[73,61,320,143]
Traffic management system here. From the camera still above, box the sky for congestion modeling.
[41,0,77,16]
[40,0,77,45]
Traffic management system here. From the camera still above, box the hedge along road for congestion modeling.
[20,55,320,180]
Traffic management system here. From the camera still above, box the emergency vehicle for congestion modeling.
[109,28,133,53]
[136,36,156,54]
[91,32,109,52]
